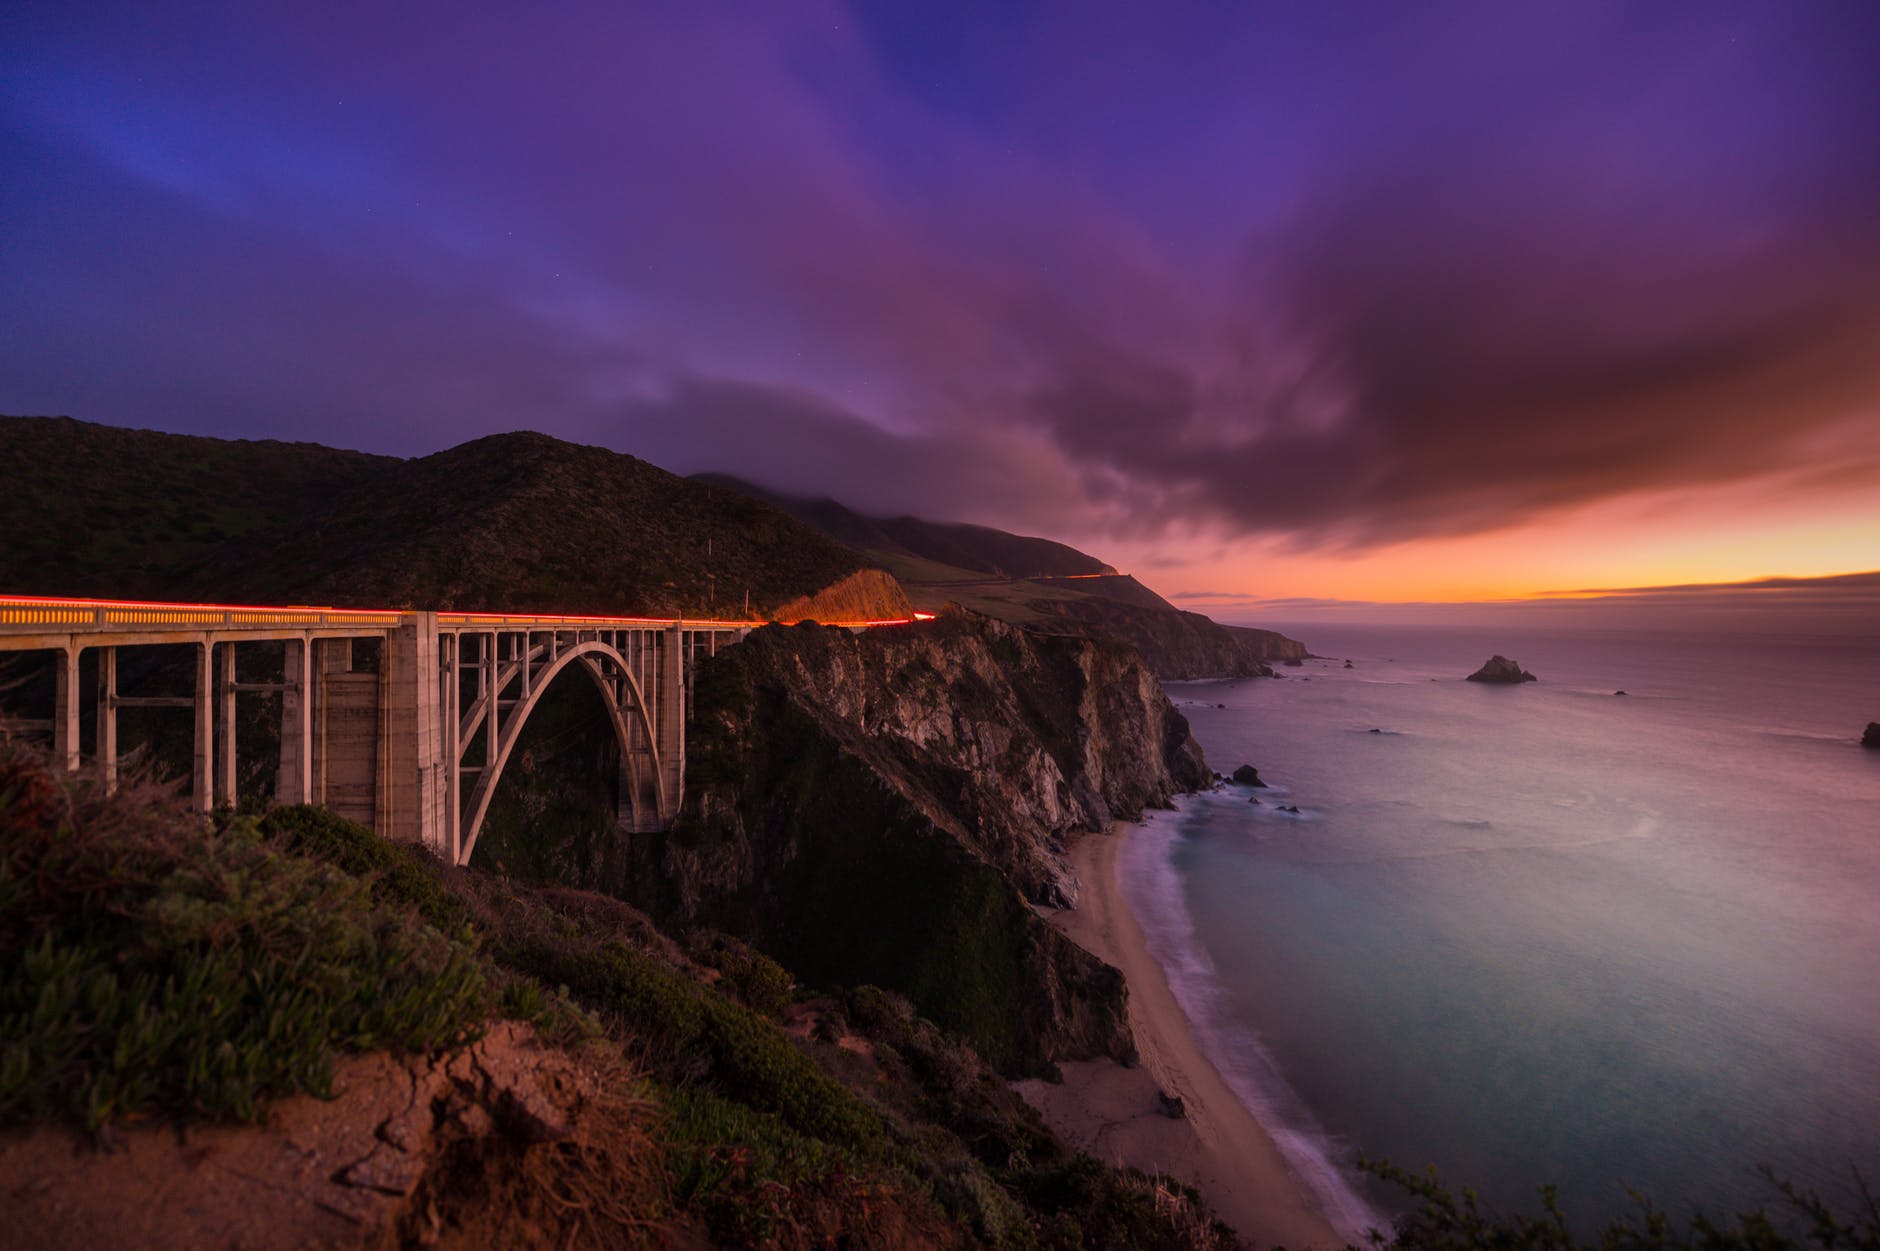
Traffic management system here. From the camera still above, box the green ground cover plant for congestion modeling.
[0,747,485,1129]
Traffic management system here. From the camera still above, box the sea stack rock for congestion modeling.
[1232,764,1268,787]
[1466,655,1537,684]
[1863,722,1880,749]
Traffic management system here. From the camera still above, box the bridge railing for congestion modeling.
[1,595,935,637]
[0,596,403,633]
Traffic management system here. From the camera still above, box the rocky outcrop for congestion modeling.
[1466,655,1537,684]
[634,612,1209,1075]
[771,567,914,624]
[1863,722,1880,748]
[1231,764,1267,787]
[0,1023,629,1251]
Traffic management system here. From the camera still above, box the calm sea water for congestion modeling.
[1129,624,1880,1240]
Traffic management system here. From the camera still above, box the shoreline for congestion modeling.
[1015,817,1342,1249]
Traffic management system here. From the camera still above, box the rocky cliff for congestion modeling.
[631,611,1210,1075]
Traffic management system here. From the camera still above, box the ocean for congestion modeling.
[1133,623,1880,1240]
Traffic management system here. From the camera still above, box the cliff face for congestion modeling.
[633,612,1209,1075]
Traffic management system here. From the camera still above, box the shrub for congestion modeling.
[257,804,472,936]
[503,933,889,1156]
[0,747,487,1128]
[1365,1157,1880,1251]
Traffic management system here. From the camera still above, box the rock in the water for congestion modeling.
[1369,727,1383,734]
[1466,655,1537,684]
[1344,660,1354,669]
[1615,690,1628,697]
[1863,722,1880,749]
[1231,764,1267,787]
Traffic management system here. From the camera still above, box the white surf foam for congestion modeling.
[1121,802,1390,1243]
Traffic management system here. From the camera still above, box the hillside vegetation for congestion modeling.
[0,417,881,619]
[0,742,1241,1250]
[0,416,394,598]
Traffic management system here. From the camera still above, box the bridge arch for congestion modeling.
[458,639,663,865]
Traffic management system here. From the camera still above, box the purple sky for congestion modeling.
[3,1,1878,603]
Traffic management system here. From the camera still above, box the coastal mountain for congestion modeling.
[1,415,1300,673]
[695,475,1307,678]
[0,417,901,620]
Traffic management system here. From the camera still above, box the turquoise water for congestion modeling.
[1127,625,1880,1239]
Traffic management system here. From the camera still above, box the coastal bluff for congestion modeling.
[630,610,1211,1076]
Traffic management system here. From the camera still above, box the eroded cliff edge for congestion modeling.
[627,611,1211,1076]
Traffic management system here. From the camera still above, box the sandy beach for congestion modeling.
[1015,820,1342,1249]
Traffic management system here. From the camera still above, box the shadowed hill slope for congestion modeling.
[0,416,395,599]
[0,418,891,620]
[192,433,878,617]
[693,473,1117,580]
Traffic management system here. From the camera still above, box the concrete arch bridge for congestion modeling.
[0,596,913,864]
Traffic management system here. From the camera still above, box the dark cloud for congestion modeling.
[2,1,1877,550]
[603,374,1093,524]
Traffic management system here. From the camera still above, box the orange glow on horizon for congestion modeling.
[1097,473,1880,612]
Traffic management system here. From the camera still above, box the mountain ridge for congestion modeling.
[696,473,1307,676]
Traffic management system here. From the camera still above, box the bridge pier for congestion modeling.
[381,613,448,856]
[192,641,214,811]
[659,625,684,820]
[216,642,237,806]
[96,646,117,791]
[277,638,313,805]
[52,645,81,773]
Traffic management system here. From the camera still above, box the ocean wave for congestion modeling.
[1120,808,1389,1243]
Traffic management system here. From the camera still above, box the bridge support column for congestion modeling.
[192,640,213,811]
[53,645,81,773]
[381,613,447,855]
[440,633,461,863]
[96,646,117,791]
[658,625,684,825]
[217,642,237,805]
[278,638,313,805]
